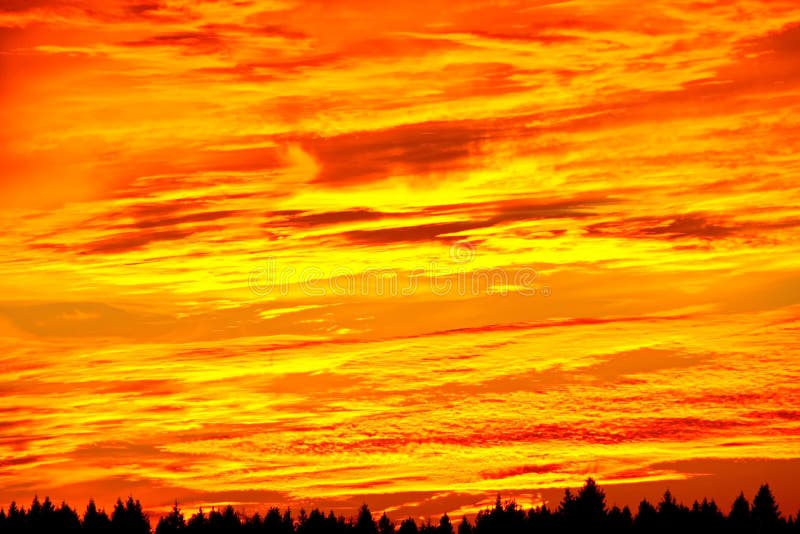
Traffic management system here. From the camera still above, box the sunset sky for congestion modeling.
[2,0,800,522]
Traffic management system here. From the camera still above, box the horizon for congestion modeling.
[2,0,800,522]
[3,463,800,524]
[2,478,797,528]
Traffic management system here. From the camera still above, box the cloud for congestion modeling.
[342,221,482,245]
[123,31,227,54]
[0,302,173,338]
[123,209,240,230]
[83,228,200,254]
[739,22,800,58]
[304,120,495,185]
[282,208,395,227]
[586,213,800,242]
[481,463,567,481]
[337,197,602,245]
[584,348,707,381]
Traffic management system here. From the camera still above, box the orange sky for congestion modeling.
[2,0,800,522]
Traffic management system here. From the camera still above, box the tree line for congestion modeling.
[1,479,798,534]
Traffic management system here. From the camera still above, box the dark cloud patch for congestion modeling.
[641,215,738,239]
[487,198,602,224]
[121,199,210,220]
[305,120,497,185]
[198,23,308,41]
[586,214,736,241]
[125,2,163,15]
[123,31,227,54]
[123,209,239,230]
[0,0,54,12]
[462,29,582,45]
[69,441,165,463]
[84,228,198,254]
[28,199,237,253]
[91,379,184,397]
[35,199,237,242]
[338,197,604,245]
[285,208,394,227]
[255,196,601,243]
[194,53,342,78]
[746,409,800,421]
[481,463,567,480]
[306,475,430,492]
[0,419,32,433]
[343,221,482,244]
[254,24,308,40]
[586,213,800,242]
[740,22,800,57]
[0,455,41,469]
[419,314,687,340]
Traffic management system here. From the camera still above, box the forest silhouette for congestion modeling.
[0,479,798,534]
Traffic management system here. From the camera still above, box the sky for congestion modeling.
[1,0,800,523]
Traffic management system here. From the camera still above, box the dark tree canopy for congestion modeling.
[83,499,112,534]
[752,485,781,533]
[355,505,377,534]
[397,518,418,534]
[456,516,471,534]
[0,480,798,534]
[111,497,150,534]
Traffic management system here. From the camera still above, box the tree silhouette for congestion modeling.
[298,509,328,534]
[752,485,781,534]
[282,509,294,534]
[186,508,208,533]
[397,518,418,534]
[26,496,47,534]
[558,487,578,529]
[456,516,471,534]
[156,503,186,534]
[262,507,283,534]
[0,480,796,534]
[355,505,377,534]
[6,501,26,534]
[56,501,82,533]
[436,514,452,534]
[84,500,112,534]
[377,512,394,534]
[245,511,263,532]
[607,505,633,532]
[412,518,427,534]
[634,499,657,532]
[213,505,240,531]
[730,492,752,534]
[111,497,150,534]
[528,504,555,533]
[326,510,344,534]
[574,478,607,530]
